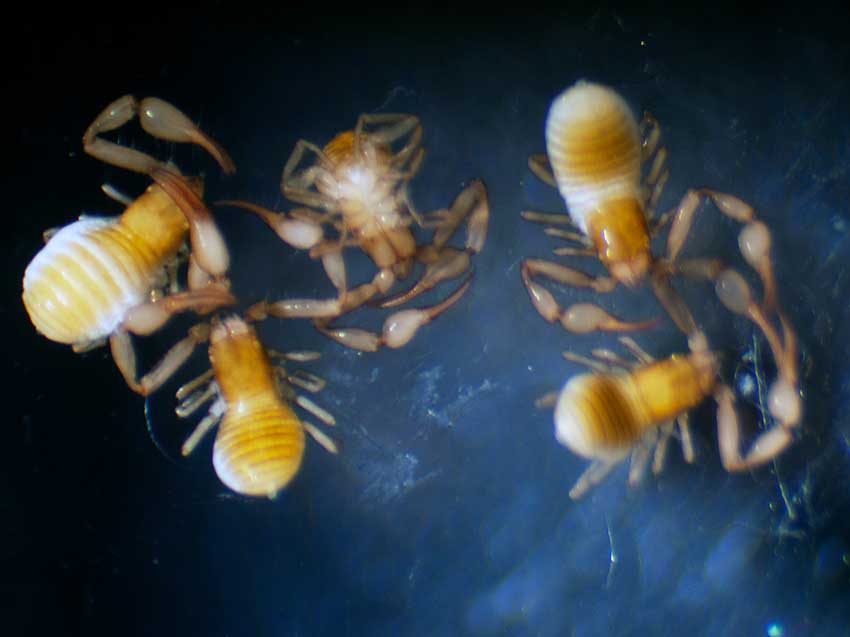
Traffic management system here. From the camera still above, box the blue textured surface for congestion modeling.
[9,8,850,636]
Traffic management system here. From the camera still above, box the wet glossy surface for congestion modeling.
[8,9,850,636]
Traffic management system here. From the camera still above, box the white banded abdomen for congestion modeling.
[545,81,642,233]
[22,217,162,345]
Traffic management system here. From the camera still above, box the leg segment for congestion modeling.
[426,179,489,254]
[569,458,621,500]
[376,180,489,308]
[651,421,676,474]
[122,286,235,336]
[317,274,474,351]
[521,210,580,228]
[666,188,757,262]
[181,397,226,457]
[110,323,211,396]
[522,259,658,334]
[715,384,795,471]
[628,432,656,486]
[678,413,695,463]
[520,210,590,257]
[649,270,700,338]
[270,355,338,453]
[354,113,424,173]
[639,112,671,223]
[246,266,395,323]
[83,95,235,175]
[667,199,801,433]
[281,139,341,211]
[101,183,135,207]
[150,168,231,278]
[216,200,327,250]
[528,153,558,188]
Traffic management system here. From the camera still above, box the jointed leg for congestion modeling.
[110,323,211,396]
[150,168,231,279]
[666,188,758,262]
[355,113,421,145]
[649,270,700,338]
[217,199,329,251]
[270,355,338,453]
[639,112,670,224]
[376,247,471,308]
[281,139,341,210]
[618,336,654,365]
[664,196,801,433]
[528,153,558,188]
[545,227,591,246]
[376,180,489,308]
[176,367,214,402]
[303,422,339,455]
[570,458,621,500]
[110,283,232,395]
[101,183,135,207]
[520,209,590,257]
[181,397,226,457]
[562,351,620,374]
[354,113,424,173]
[552,243,593,257]
[715,384,795,472]
[522,259,658,334]
[176,369,216,413]
[426,179,489,254]
[267,351,325,393]
[521,210,579,228]
[122,286,235,336]
[628,429,657,486]
[651,421,676,474]
[83,94,235,175]
[247,263,395,323]
[678,413,695,463]
[317,274,474,352]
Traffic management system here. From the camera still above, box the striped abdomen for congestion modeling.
[213,400,306,498]
[209,317,306,497]
[23,184,190,345]
[555,354,716,460]
[23,218,163,345]
[545,81,650,282]
[545,81,642,231]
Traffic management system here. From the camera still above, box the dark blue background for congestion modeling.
[8,6,850,636]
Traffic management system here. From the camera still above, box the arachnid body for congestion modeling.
[522,80,678,334]
[222,113,489,352]
[548,323,799,500]
[522,81,791,340]
[550,327,801,500]
[536,225,801,498]
[543,336,711,499]
[174,316,338,498]
[22,95,236,394]
[523,82,803,493]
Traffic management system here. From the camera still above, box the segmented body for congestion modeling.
[22,184,189,345]
[555,353,716,461]
[318,131,416,268]
[545,81,650,276]
[209,318,305,497]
